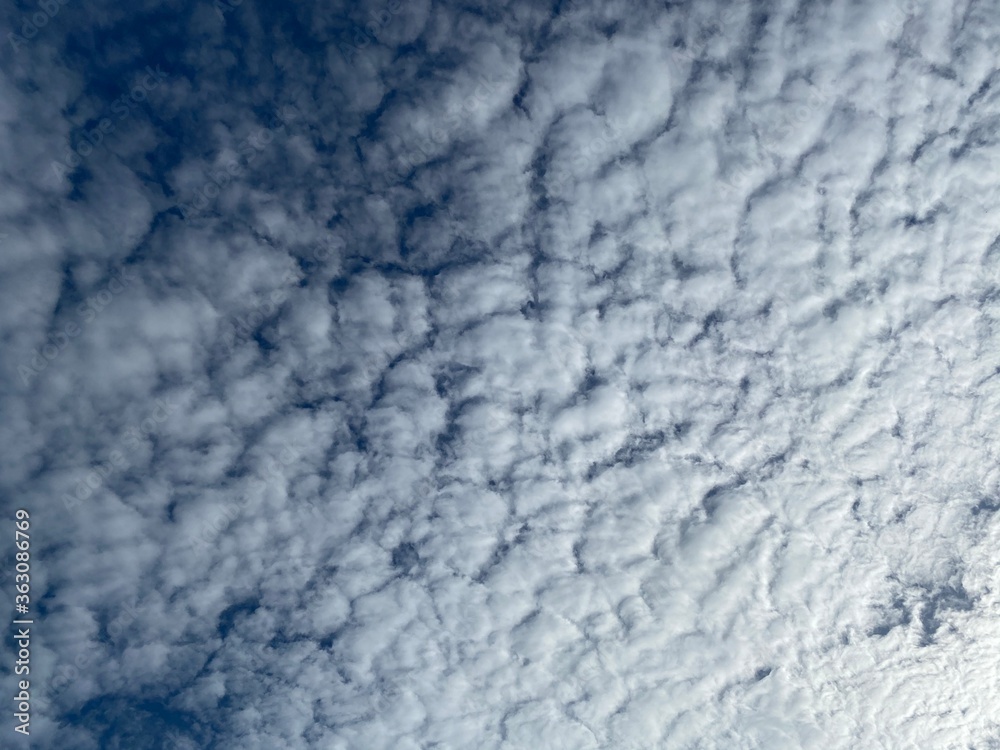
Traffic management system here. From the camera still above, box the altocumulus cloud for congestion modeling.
[4,0,1000,748]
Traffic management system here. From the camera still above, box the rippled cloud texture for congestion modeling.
[3,0,1000,747]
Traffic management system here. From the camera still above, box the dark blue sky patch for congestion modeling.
[66,695,208,750]
[390,541,419,573]
[216,597,261,639]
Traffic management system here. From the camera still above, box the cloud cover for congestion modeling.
[3,0,1000,747]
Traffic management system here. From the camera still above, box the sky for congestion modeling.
[3,0,1000,747]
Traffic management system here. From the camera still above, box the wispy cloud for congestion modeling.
[48,66,169,186]
[174,105,300,220]
[18,266,138,386]
[60,395,178,511]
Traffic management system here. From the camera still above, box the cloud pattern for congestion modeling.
[3,0,1000,747]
